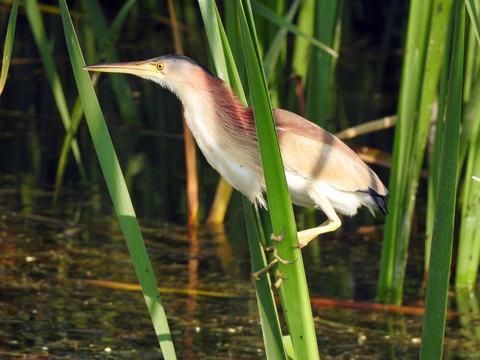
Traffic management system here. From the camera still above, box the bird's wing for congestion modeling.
[273,109,387,195]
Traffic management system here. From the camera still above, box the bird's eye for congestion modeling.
[156,63,164,70]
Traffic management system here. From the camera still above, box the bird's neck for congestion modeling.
[173,73,265,206]
[175,75,258,146]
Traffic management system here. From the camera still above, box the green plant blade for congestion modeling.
[0,0,19,95]
[199,1,286,358]
[305,0,341,127]
[456,72,480,287]
[198,0,245,100]
[419,0,463,357]
[84,0,140,125]
[237,1,320,358]
[391,0,453,304]
[24,0,85,180]
[292,0,315,84]
[58,1,176,357]
[243,198,287,360]
[54,0,138,205]
[466,0,480,46]
[377,0,453,304]
[377,0,432,303]
[252,1,338,58]
[262,0,300,80]
[53,97,87,208]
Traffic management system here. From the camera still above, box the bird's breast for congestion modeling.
[183,107,265,206]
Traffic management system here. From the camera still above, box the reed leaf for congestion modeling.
[83,0,139,125]
[24,0,85,181]
[166,0,199,227]
[0,0,18,95]
[305,0,341,127]
[243,198,287,359]
[456,115,480,287]
[262,0,300,81]
[454,0,480,288]
[390,0,453,304]
[200,0,236,225]
[419,0,463,357]
[58,1,176,357]
[455,53,480,286]
[53,97,88,208]
[377,0,453,304]
[237,0,319,358]
[425,53,449,277]
[292,0,315,84]
[466,0,480,45]
[54,0,137,206]
[199,1,286,357]
[252,1,338,58]
[377,0,432,303]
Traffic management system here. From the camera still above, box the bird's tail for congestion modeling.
[368,188,389,215]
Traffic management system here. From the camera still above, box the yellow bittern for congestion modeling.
[84,55,388,250]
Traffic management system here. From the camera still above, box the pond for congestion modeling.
[1,179,478,359]
[1,1,479,359]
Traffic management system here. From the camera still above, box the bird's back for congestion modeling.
[273,109,388,215]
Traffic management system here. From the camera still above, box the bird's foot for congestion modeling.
[253,258,278,280]
[270,227,286,243]
[253,227,297,280]
[293,239,311,249]
[270,228,297,265]
[274,269,287,289]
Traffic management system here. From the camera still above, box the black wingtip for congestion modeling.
[368,188,389,215]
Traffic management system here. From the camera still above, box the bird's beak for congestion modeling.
[83,60,157,78]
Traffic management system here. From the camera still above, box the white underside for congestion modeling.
[285,171,376,217]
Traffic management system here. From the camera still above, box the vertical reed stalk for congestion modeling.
[420,1,463,357]
[0,0,18,95]
[25,0,85,182]
[455,0,480,287]
[198,2,286,357]
[237,1,320,358]
[377,0,432,303]
[54,0,136,206]
[306,0,341,127]
[378,0,453,304]
[59,2,176,357]
[168,0,199,226]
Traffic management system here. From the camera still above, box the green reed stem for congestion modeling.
[199,1,286,358]
[377,0,453,304]
[0,0,18,95]
[238,1,319,358]
[420,1,463,357]
[305,0,341,127]
[24,0,86,181]
[58,2,176,357]
[456,0,480,288]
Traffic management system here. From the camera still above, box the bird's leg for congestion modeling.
[253,228,297,280]
[296,218,341,248]
[263,228,285,253]
[295,197,341,248]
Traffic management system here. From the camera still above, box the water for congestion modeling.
[1,181,478,359]
[1,2,477,358]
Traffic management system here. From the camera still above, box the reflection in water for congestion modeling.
[0,192,477,359]
[184,225,199,360]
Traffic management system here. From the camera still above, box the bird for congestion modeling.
[84,54,389,249]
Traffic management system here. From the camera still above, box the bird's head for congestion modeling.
[84,54,216,97]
